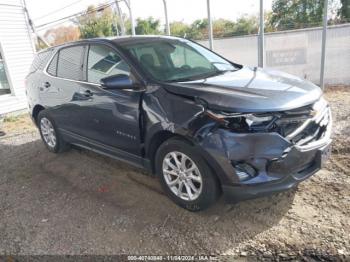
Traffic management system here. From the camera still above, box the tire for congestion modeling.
[155,137,220,211]
[37,110,70,153]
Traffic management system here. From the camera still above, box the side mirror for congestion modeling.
[100,74,133,90]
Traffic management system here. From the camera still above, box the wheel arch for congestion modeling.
[151,131,224,203]
[32,104,45,125]
[146,130,196,174]
[146,131,223,192]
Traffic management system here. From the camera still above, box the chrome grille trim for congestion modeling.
[286,98,328,140]
[295,106,332,151]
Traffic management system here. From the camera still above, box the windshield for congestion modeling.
[122,39,238,82]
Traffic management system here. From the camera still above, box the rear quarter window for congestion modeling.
[29,49,53,74]
[47,52,58,76]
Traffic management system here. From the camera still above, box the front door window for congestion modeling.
[87,44,130,84]
[0,50,11,95]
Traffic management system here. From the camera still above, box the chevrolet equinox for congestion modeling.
[26,36,332,211]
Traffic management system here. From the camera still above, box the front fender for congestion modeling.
[142,86,204,148]
[141,86,233,184]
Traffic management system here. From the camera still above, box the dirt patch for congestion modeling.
[0,87,349,260]
[0,114,36,135]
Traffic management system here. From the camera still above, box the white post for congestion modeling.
[21,0,36,52]
[163,0,170,35]
[22,0,50,49]
[258,0,265,67]
[320,0,328,89]
[115,0,126,35]
[129,0,136,35]
[207,0,213,50]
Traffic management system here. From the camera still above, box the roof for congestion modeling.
[38,35,185,53]
[111,35,184,45]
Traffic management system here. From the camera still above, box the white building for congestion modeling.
[0,0,35,115]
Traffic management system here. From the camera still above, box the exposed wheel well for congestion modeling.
[147,131,175,173]
[32,105,45,125]
[147,131,197,174]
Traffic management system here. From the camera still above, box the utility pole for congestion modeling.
[163,0,170,35]
[22,0,50,49]
[115,0,126,35]
[320,0,329,90]
[258,0,265,68]
[207,0,213,50]
[123,0,135,35]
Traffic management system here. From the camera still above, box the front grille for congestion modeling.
[273,106,314,138]
[275,99,331,147]
[294,108,330,146]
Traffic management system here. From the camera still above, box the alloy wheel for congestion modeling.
[162,151,203,201]
[40,117,56,148]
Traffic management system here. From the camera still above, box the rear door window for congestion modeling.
[57,45,85,81]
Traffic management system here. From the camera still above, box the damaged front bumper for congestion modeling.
[222,141,331,202]
[198,106,332,203]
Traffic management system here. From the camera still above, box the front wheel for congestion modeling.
[155,138,220,211]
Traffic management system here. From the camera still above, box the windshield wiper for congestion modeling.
[211,62,239,70]
[167,70,232,83]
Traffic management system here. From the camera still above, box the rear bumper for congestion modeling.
[222,141,331,202]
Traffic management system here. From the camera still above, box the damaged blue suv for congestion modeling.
[26,36,332,211]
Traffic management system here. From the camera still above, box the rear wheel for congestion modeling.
[155,138,220,211]
[37,110,70,153]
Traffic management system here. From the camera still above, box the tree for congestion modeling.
[213,19,235,38]
[268,0,331,30]
[44,26,80,45]
[171,16,259,40]
[264,11,275,32]
[135,17,162,35]
[187,19,208,39]
[78,5,118,39]
[338,0,350,21]
[170,21,190,38]
[232,16,258,35]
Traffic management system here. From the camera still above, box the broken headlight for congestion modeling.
[206,110,276,132]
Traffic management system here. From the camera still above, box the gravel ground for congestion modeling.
[0,87,349,260]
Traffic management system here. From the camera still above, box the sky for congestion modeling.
[26,0,274,33]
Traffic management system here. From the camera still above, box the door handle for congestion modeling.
[44,82,51,88]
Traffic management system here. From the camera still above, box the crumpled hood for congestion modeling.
[163,66,323,113]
